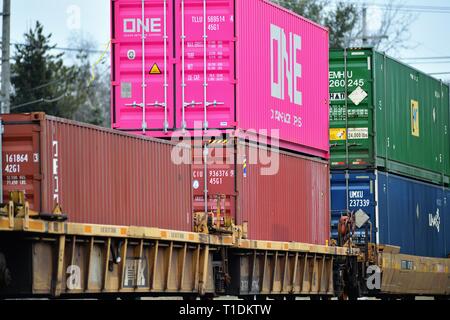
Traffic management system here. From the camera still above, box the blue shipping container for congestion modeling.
[331,170,450,258]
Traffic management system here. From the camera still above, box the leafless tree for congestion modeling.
[67,32,111,126]
[273,0,417,55]
[354,1,418,54]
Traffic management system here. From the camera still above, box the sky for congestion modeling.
[5,0,450,82]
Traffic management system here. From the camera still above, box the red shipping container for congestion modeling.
[111,0,329,159]
[191,139,330,244]
[1,113,193,231]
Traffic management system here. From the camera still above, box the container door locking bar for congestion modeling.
[162,0,169,132]
[181,0,187,131]
[131,0,169,133]
[140,0,147,132]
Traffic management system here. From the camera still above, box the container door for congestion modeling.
[445,189,450,256]
[329,49,374,169]
[378,172,447,257]
[175,0,235,131]
[191,139,236,225]
[441,83,450,181]
[2,121,41,212]
[330,170,376,244]
[111,0,174,133]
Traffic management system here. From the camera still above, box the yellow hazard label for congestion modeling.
[411,100,420,137]
[149,63,162,75]
[330,128,347,141]
[208,139,229,145]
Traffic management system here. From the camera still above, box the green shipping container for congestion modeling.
[329,48,450,185]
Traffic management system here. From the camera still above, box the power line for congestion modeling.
[0,41,105,54]
[10,93,67,111]
[429,72,450,75]
[408,61,450,65]
[401,56,450,60]
[329,1,450,14]
[28,79,64,92]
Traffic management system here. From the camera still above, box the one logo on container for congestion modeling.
[270,24,302,106]
[123,18,162,35]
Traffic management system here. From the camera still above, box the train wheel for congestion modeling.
[0,253,11,289]
[338,293,348,300]
[401,296,415,301]
[120,295,141,301]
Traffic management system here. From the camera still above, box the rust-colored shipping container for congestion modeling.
[1,113,192,231]
[192,139,330,244]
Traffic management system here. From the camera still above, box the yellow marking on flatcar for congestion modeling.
[0,218,11,230]
[26,220,46,232]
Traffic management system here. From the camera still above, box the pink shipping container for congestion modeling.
[1,113,193,231]
[111,0,329,159]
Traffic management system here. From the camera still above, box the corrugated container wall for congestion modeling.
[329,48,450,185]
[111,0,329,159]
[239,143,330,243]
[331,170,450,258]
[1,113,193,231]
[192,139,330,244]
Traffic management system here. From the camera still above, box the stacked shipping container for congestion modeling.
[110,0,331,243]
[331,171,450,258]
[111,0,330,158]
[329,48,450,258]
[1,113,193,231]
[329,48,450,185]
[191,140,330,243]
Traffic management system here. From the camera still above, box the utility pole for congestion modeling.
[358,3,389,47]
[1,0,11,114]
[362,4,368,46]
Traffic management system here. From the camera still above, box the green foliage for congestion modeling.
[275,0,326,23]
[273,0,359,49]
[70,37,110,127]
[11,22,78,118]
[11,21,110,126]
[325,2,359,49]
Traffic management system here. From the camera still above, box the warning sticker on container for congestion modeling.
[411,100,420,137]
[348,86,368,106]
[348,128,369,140]
[330,128,347,141]
[330,92,345,101]
[121,82,132,98]
[149,63,162,75]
